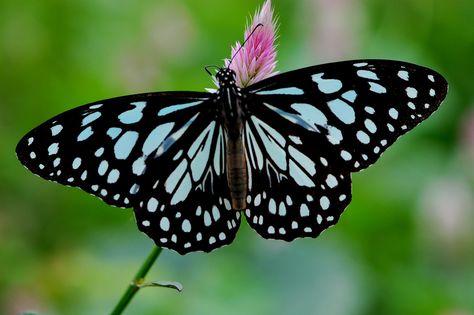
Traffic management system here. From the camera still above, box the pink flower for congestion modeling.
[225,0,279,88]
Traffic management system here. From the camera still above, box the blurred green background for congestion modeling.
[1,0,473,314]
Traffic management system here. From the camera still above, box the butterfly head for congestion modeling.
[215,68,237,88]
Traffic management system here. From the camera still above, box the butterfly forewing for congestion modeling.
[246,60,448,172]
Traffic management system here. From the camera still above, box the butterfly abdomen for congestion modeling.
[226,135,247,210]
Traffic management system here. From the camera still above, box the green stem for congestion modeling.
[110,246,163,315]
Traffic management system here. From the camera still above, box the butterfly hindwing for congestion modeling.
[246,59,448,172]
[243,114,352,240]
[133,121,241,254]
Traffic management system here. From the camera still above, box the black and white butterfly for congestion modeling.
[16,59,447,254]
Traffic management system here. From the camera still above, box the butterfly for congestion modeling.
[16,59,447,254]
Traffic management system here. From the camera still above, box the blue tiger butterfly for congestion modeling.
[16,58,447,254]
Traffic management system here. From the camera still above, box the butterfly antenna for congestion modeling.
[228,23,263,68]
[204,65,221,76]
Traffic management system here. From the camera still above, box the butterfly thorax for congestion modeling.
[216,68,247,210]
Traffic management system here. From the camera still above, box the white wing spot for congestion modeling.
[107,127,122,140]
[209,236,216,245]
[160,217,170,231]
[369,82,387,94]
[182,219,191,232]
[82,112,101,126]
[253,194,261,207]
[30,152,36,159]
[94,147,105,157]
[429,89,436,97]
[320,196,330,210]
[269,199,277,214]
[132,156,146,176]
[428,74,435,82]
[142,220,150,227]
[364,118,377,133]
[118,101,146,124]
[398,70,409,81]
[72,157,81,169]
[327,99,355,124]
[147,197,158,212]
[89,104,102,109]
[342,90,357,103]
[406,87,418,98]
[300,204,310,217]
[51,125,63,136]
[114,131,139,160]
[340,150,352,161]
[219,232,226,240]
[389,108,399,120]
[223,199,232,210]
[129,184,140,195]
[107,169,120,184]
[77,126,93,141]
[326,174,338,188]
[48,143,59,155]
[312,73,343,94]
[278,202,287,216]
[365,106,375,114]
[256,87,304,95]
[98,160,109,176]
[204,211,212,226]
[356,130,370,144]
[212,205,220,221]
[142,123,175,156]
[357,69,379,80]
[53,157,61,167]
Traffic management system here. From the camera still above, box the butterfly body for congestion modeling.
[216,68,248,210]
[16,60,447,254]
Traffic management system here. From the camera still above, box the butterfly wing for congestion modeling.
[242,59,447,240]
[16,92,240,254]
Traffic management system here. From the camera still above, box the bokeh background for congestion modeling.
[1,0,473,314]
